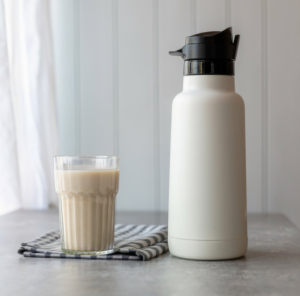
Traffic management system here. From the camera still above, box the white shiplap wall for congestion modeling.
[51,0,300,227]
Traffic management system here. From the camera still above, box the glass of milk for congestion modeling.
[54,156,119,255]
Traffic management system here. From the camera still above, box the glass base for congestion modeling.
[62,247,119,256]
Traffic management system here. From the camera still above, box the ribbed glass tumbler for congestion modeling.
[54,156,119,255]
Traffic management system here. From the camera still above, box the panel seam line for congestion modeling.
[262,0,269,213]
[153,0,160,222]
[74,0,81,154]
[112,0,119,156]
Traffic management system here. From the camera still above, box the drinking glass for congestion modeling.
[54,156,119,255]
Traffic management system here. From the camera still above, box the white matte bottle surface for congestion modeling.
[168,75,247,260]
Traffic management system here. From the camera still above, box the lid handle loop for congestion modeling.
[233,35,240,60]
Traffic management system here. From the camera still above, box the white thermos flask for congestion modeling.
[168,27,247,260]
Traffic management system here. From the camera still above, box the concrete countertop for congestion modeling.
[1,210,300,296]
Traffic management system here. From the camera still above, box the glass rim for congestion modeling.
[54,155,119,160]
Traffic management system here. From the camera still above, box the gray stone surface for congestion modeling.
[1,210,300,296]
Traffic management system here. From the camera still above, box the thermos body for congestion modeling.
[168,75,248,260]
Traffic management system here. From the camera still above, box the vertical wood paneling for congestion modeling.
[112,0,119,156]
[225,0,231,27]
[158,0,192,211]
[51,0,300,226]
[190,0,197,34]
[74,0,81,154]
[153,0,160,218]
[50,0,77,155]
[231,0,263,212]
[196,0,226,31]
[261,0,268,212]
[117,0,155,211]
[79,0,114,155]
[268,0,300,227]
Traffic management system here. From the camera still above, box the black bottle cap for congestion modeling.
[169,27,240,61]
[169,27,240,76]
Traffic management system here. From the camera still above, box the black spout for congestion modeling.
[169,49,184,58]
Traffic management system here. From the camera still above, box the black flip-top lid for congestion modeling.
[169,27,240,61]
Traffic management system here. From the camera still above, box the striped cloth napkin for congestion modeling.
[18,224,168,261]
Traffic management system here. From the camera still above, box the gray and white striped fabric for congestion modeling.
[18,224,168,261]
